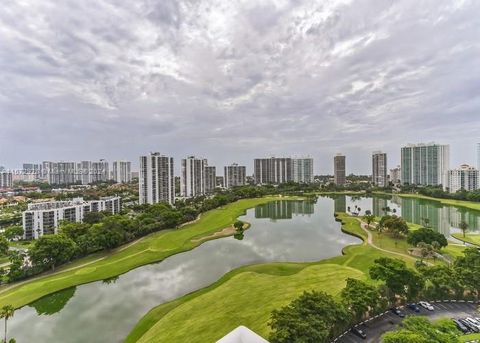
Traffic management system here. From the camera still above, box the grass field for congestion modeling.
[0,197,286,309]
[396,193,480,212]
[452,233,480,247]
[459,333,480,342]
[125,213,419,343]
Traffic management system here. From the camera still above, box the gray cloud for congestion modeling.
[0,0,479,174]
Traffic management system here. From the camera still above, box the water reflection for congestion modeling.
[28,287,76,316]
[254,200,315,220]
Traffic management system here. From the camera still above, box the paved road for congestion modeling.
[336,301,478,343]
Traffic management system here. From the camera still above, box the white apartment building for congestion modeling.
[204,165,216,194]
[292,157,314,183]
[447,164,479,193]
[0,171,13,189]
[112,161,132,183]
[389,165,401,185]
[372,151,387,187]
[181,156,207,198]
[22,196,121,239]
[139,153,175,205]
[401,143,450,186]
[224,163,246,188]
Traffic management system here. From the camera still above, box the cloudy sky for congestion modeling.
[1,0,479,174]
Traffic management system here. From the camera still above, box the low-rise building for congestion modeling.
[22,196,121,239]
[447,164,479,193]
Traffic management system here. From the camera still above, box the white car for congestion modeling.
[466,318,480,331]
[419,301,434,311]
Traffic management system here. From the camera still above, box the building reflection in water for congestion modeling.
[255,200,315,220]
[389,196,479,236]
[333,195,347,213]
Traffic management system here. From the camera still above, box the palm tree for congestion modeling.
[459,220,469,238]
[0,305,14,343]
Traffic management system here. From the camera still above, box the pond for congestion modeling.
[7,195,480,342]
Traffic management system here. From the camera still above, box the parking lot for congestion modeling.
[335,301,478,343]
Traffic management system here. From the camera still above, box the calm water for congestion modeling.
[8,196,480,343]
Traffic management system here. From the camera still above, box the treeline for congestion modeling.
[269,248,480,343]
[401,185,480,202]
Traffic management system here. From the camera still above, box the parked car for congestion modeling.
[459,319,479,333]
[351,327,367,339]
[419,301,434,311]
[465,318,480,331]
[407,303,420,312]
[390,307,405,317]
[453,319,470,333]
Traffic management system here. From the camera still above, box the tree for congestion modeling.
[82,211,105,225]
[2,226,23,241]
[421,265,463,300]
[29,234,77,272]
[382,216,409,238]
[381,316,460,343]
[0,237,8,256]
[268,291,349,343]
[6,251,26,282]
[458,220,469,238]
[417,242,434,263]
[454,248,480,300]
[363,214,375,229]
[407,228,447,248]
[0,305,15,343]
[340,278,381,322]
[233,220,244,232]
[369,257,424,301]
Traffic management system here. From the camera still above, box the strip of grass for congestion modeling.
[125,213,416,343]
[452,233,480,247]
[395,193,480,212]
[459,333,480,342]
[0,197,287,309]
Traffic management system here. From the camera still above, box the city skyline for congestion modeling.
[1,1,479,173]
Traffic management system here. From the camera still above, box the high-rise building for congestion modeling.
[22,196,121,240]
[254,158,293,184]
[447,164,479,193]
[75,160,109,185]
[292,158,314,183]
[91,159,109,183]
[139,153,175,205]
[112,161,132,184]
[389,165,401,185]
[204,165,216,194]
[0,171,13,189]
[22,163,42,180]
[334,154,346,185]
[224,163,246,188]
[401,143,450,186]
[181,156,207,198]
[372,151,387,187]
[47,162,76,185]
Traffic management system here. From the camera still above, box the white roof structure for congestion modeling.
[216,326,270,343]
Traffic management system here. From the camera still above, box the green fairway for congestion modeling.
[452,233,480,246]
[459,333,480,342]
[396,193,480,211]
[125,213,418,343]
[0,197,285,309]
[135,264,365,343]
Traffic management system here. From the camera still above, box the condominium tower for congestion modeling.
[401,143,450,186]
[292,158,314,183]
[139,153,175,205]
[112,161,132,183]
[372,151,387,187]
[181,156,207,198]
[0,171,13,189]
[224,163,246,188]
[254,158,292,184]
[334,154,346,185]
[447,165,479,193]
[204,165,216,194]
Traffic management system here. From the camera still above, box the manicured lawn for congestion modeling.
[125,214,416,343]
[0,197,286,309]
[459,333,480,342]
[135,264,365,343]
[452,233,480,247]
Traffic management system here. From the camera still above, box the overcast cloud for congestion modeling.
[0,0,479,174]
